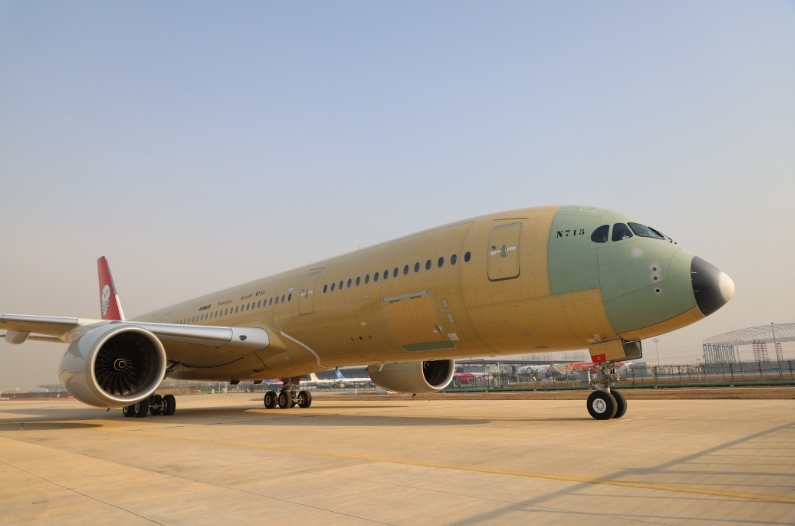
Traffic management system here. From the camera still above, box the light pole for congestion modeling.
[654,339,660,369]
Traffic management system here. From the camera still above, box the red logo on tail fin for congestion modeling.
[97,256,125,321]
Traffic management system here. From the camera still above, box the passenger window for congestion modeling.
[269,298,272,305]
[403,265,409,275]
[365,274,370,284]
[591,225,609,243]
[464,251,471,262]
[393,267,398,278]
[347,278,352,288]
[425,260,431,270]
[383,270,388,280]
[451,254,457,265]
[288,293,291,301]
[628,222,665,239]
[374,272,379,282]
[438,257,444,268]
[414,262,420,272]
[275,297,278,304]
[612,223,634,242]
[331,283,335,291]
[356,276,360,286]
[281,295,285,302]
[323,284,328,293]
[339,280,343,289]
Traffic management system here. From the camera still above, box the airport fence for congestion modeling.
[445,360,795,391]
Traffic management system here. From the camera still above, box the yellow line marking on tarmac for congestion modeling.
[100,425,795,505]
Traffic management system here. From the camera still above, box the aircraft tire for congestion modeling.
[163,394,176,416]
[133,401,149,418]
[150,395,164,416]
[278,390,295,409]
[611,390,627,419]
[122,405,136,418]
[587,391,617,420]
[264,391,277,409]
[297,390,312,408]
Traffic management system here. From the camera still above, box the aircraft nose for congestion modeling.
[691,257,735,316]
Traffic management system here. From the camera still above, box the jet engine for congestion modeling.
[367,359,454,394]
[59,324,167,408]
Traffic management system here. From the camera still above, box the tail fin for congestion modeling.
[97,256,125,321]
[309,373,319,382]
[335,368,345,380]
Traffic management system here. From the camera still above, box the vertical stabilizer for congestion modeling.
[97,256,125,321]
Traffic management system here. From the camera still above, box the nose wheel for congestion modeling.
[588,361,628,419]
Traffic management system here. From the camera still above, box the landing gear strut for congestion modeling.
[587,361,627,420]
[263,389,312,410]
[122,394,177,418]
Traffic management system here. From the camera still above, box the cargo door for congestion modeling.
[382,291,456,352]
[298,270,322,315]
[487,223,521,281]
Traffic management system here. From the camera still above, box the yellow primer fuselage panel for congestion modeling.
[138,205,699,381]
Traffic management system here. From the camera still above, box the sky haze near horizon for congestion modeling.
[1,1,794,390]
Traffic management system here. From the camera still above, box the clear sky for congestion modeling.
[1,1,794,390]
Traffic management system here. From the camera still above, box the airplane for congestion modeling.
[558,360,634,373]
[516,362,561,379]
[0,205,734,420]
[301,369,372,387]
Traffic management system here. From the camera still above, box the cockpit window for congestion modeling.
[591,225,609,243]
[612,223,633,242]
[628,222,665,240]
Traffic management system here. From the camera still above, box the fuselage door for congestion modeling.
[298,270,323,315]
[487,223,521,281]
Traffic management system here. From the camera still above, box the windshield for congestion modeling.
[628,222,666,240]
[612,223,633,242]
[591,225,609,243]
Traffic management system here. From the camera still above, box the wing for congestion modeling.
[0,313,271,367]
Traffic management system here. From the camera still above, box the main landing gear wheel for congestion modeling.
[162,394,176,416]
[277,390,295,409]
[149,395,164,416]
[133,401,149,418]
[264,391,277,409]
[297,390,312,408]
[122,405,136,418]
[587,391,617,420]
[611,389,627,419]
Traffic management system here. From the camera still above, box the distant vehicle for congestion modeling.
[454,371,475,383]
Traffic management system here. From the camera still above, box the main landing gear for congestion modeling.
[587,362,628,420]
[263,389,312,410]
[122,394,176,418]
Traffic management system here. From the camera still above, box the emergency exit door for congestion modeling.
[487,223,521,281]
[298,270,322,315]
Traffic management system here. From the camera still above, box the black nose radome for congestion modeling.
[691,257,735,316]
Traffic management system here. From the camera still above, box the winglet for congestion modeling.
[97,256,125,321]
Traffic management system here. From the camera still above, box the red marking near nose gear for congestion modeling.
[591,353,606,363]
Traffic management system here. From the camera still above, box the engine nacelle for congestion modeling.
[367,359,454,394]
[59,324,167,408]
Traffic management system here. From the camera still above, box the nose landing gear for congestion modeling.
[588,361,628,420]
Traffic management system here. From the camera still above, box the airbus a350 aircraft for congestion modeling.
[0,206,734,420]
